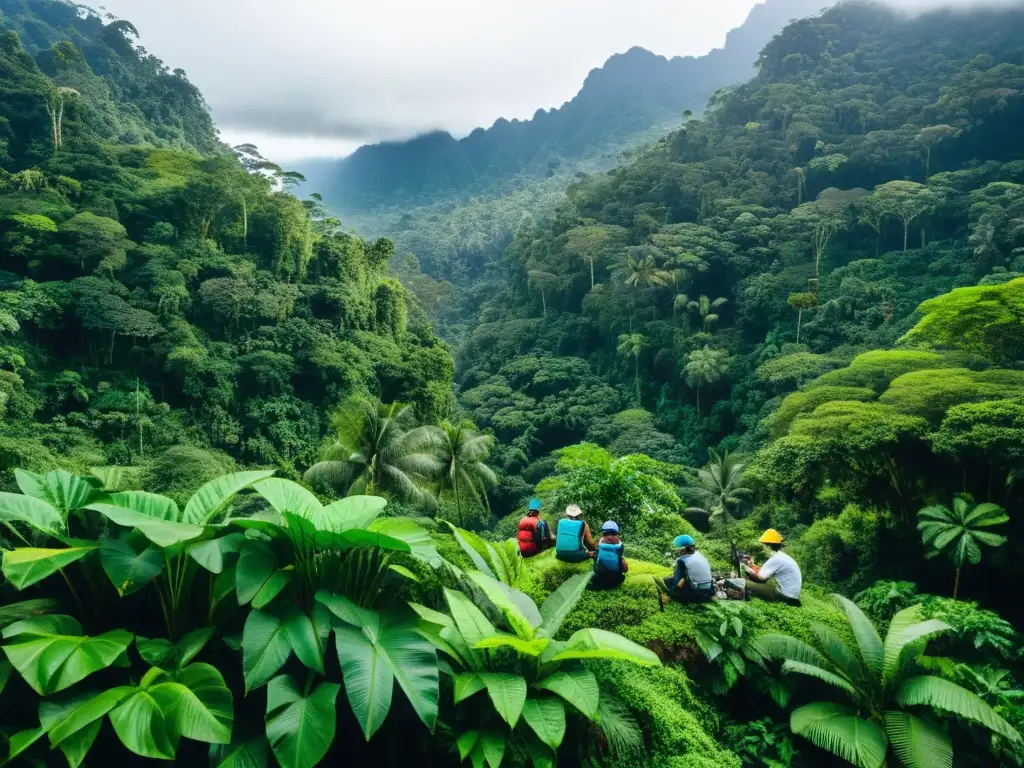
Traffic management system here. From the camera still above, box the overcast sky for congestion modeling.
[97,0,1021,162]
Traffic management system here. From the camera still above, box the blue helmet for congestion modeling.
[602,520,619,534]
[528,498,543,511]
[674,534,695,549]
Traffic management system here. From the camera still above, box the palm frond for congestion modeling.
[811,622,869,684]
[783,660,860,700]
[896,676,1023,745]
[884,710,953,768]
[755,634,831,668]
[833,594,884,679]
[790,703,887,768]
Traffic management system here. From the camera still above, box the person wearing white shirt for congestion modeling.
[741,528,802,606]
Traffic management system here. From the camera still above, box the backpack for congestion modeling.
[533,518,550,546]
[594,542,624,574]
[555,519,585,560]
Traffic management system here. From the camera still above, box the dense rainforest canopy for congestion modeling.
[2,1,1024,767]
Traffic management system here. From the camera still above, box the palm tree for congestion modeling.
[618,249,673,323]
[683,345,729,412]
[684,450,752,530]
[436,420,498,526]
[758,596,1022,768]
[617,333,648,405]
[687,295,728,333]
[673,293,689,320]
[787,291,818,343]
[917,498,1008,599]
[305,397,442,508]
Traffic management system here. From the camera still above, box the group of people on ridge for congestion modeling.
[516,498,628,590]
[517,499,802,604]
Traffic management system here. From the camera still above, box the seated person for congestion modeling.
[741,529,802,606]
[589,520,628,590]
[554,504,596,563]
[517,498,553,558]
[662,534,715,603]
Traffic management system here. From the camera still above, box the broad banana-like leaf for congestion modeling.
[109,681,178,759]
[2,546,97,588]
[454,673,485,703]
[99,539,164,596]
[241,609,292,693]
[88,503,204,547]
[550,628,660,666]
[265,675,340,768]
[475,633,549,656]
[535,666,599,719]
[369,517,440,566]
[322,495,387,532]
[0,492,63,534]
[467,572,539,640]
[538,572,592,638]
[182,470,276,525]
[521,696,566,751]
[475,729,506,768]
[477,672,526,727]
[253,479,322,522]
[105,490,179,521]
[148,662,234,744]
[40,687,133,748]
[318,592,439,740]
[2,615,133,695]
[444,522,495,578]
[16,468,95,517]
[188,533,245,574]
[235,540,278,606]
[209,735,270,768]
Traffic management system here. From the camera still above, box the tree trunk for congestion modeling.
[109,330,116,364]
[696,385,701,414]
[903,222,909,252]
[796,309,803,343]
[926,146,931,178]
[953,565,962,600]
[634,355,640,405]
[454,472,462,527]
[242,197,248,249]
[589,256,595,290]
[541,290,547,317]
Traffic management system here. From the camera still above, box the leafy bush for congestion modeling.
[787,504,885,593]
[855,580,920,625]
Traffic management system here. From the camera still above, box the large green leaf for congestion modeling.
[0,598,58,629]
[16,469,95,517]
[253,479,322,523]
[109,683,178,759]
[443,589,494,669]
[88,503,205,548]
[790,702,887,768]
[188,534,245,574]
[832,594,884,680]
[39,688,133,749]
[100,540,164,596]
[2,546,97,589]
[281,604,325,675]
[105,491,179,521]
[182,470,276,525]
[550,628,660,666]
[209,735,269,768]
[235,540,278,606]
[478,672,527,727]
[2,615,133,695]
[0,492,63,534]
[477,729,506,768]
[241,609,292,693]
[535,667,599,720]
[454,673,485,703]
[755,633,831,668]
[475,633,549,656]
[896,676,1023,744]
[148,662,234,744]
[54,720,101,768]
[444,523,496,578]
[538,572,592,638]
[7,726,46,761]
[321,495,387,532]
[251,571,293,610]
[884,711,952,768]
[369,517,440,565]
[265,675,340,768]
[782,660,859,698]
[521,696,566,751]
[318,592,439,739]
[177,627,215,667]
[883,606,949,683]
[467,572,538,640]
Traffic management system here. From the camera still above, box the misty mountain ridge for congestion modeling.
[302,0,829,213]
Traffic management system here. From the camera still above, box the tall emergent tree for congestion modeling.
[435,420,498,525]
[617,333,648,405]
[684,346,729,413]
[917,497,1008,598]
[305,397,442,507]
[684,450,752,530]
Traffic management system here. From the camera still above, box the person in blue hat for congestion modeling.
[516,498,553,557]
[588,520,629,590]
[661,533,714,603]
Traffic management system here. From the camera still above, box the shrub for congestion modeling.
[854,580,919,625]
[787,504,884,592]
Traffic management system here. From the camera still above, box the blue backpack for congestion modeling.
[594,542,624,574]
[555,518,587,561]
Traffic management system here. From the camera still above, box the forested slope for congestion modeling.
[456,0,1024,515]
[300,0,826,311]
[0,0,453,484]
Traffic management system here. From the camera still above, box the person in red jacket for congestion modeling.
[517,498,552,557]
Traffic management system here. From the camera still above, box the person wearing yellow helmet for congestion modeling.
[741,529,802,606]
